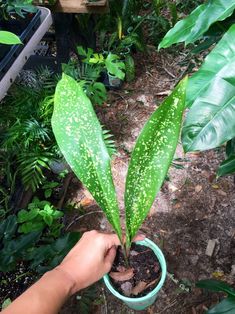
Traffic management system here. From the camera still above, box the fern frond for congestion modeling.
[102,127,117,157]
[17,150,55,192]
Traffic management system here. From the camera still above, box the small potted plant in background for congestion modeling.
[51,73,188,310]
[77,46,126,88]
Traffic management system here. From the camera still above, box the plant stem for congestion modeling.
[121,244,130,268]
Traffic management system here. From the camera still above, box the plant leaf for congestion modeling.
[87,82,107,106]
[182,57,235,152]
[197,280,235,297]
[0,215,17,241]
[186,25,235,108]
[158,0,235,49]
[109,268,134,281]
[17,208,39,223]
[207,297,235,314]
[105,54,125,80]
[0,31,22,45]
[124,77,188,244]
[217,155,235,177]
[52,74,122,239]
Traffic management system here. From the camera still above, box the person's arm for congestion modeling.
[2,230,121,314]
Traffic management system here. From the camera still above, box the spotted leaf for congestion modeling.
[124,77,188,246]
[52,74,121,239]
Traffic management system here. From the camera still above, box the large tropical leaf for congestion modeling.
[186,25,235,107]
[52,74,122,239]
[206,297,235,314]
[197,280,235,297]
[124,77,188,246]
[158,0,235,49]
[182,58,235,152]
[217,155,235,177]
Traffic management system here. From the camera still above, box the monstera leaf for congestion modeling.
[105,54,125,80]
[52,74,122,239]
[159,0,235,49]
[124,77,188,246]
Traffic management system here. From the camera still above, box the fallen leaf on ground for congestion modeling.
[109,268,134,281]
[131,281,147,295]
[217,189,227,196]
[195,185,202,193]
[212,184,219,189]
[173,203,181,209]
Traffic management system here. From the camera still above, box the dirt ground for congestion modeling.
[61,49,235,313]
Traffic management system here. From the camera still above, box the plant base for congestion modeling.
[103,238,167,310]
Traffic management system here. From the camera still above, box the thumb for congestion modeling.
[104,246,117,271]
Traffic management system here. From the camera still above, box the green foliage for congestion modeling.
[62,50,108,106]
[0,0,37,19]
[197,279,235,314]
[159,0,235,48]
[52,74,122,240]
[0,198,78,273]
[52,74,187,249]
[76,285,99,314]
[217,138,235,177]
[42,181,60,198]
[185,25,235,108]
[17,198,63,235]
[85,82,107,106]
[124,54,135,82]
[0,67,60,192]
[0,30,21,44]
[105,53,125,80]
[77,46,126,80]
[125,77,187,246]
[1,298,12,310]
[182,26,235,153]
[102,128,117,157]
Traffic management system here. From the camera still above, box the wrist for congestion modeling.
[50,267,77,297]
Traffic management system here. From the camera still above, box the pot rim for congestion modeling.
[103,238,167,302]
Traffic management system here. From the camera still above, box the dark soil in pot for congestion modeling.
[109,243,161,298]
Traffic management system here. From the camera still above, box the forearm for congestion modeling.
[2,268,76,314]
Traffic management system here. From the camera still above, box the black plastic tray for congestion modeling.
[0,10,41,80]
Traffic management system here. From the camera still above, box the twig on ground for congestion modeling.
[156,65,176,79]
[101,287,108,314]
[65,210,103,231]
[158,299,178,313]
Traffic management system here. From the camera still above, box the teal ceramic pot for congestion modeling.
[103,238,167,311]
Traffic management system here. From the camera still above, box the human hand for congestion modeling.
[56,230,121,294]
[56,230,145,296]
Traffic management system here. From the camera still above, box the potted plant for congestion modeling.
[77,46,126,88]
[51,73,188,309]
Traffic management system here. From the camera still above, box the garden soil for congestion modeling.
[60,48,235,314]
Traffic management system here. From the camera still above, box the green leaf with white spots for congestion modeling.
[52,74,122,239]
[124,77,188,245]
